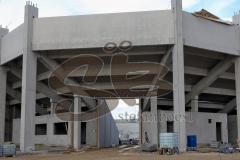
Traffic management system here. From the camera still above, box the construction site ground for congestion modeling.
[1,146,240,160]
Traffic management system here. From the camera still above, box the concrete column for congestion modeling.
[20,4,38,152]
[235,57,240,143]
[0,68,7,143]
[0,27,8,144]
[139,99,143,145]
[150,96,158,146]
[50,99,56,115]
[73,96,82,150]
[191,96,199,112]
[172,0,186,152]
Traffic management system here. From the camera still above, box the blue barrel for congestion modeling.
[187,135,197,148]
[159,133,178,149]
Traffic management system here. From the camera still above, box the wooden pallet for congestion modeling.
[159,147,179,155]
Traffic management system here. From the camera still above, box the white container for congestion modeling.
[159,133,178,149]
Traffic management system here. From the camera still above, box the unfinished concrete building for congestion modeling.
[0,0,240,153]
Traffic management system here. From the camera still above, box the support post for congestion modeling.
[235,58,240,144]
[191,96,199,112]
[150,96,158,147]
[20,3,38,152]
[0,27,8,143]
[50,99,56,115]
[172,0,186,152]
[139,99,143,146]
[0,68,7,143]
[73,96,82,150]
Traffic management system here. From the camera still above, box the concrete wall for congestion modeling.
[1,10,240,64]
[142,111,228,145]
[86,113,119,148]
[12,116,72,147]
[35,115,72,146]
[116,121,139,140]
[0,24,24,64]
[183,12,240,55]
[228,115,238,144]
[233,14,240,25]
[13,113,119,147]
[86,119,97,147]
[32,10,174,51]
[12,119,21,144]
[185,112,228,145]
[99,113,119,147]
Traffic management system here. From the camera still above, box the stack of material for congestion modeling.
[210,141,219,148]
[193,9,232,25]
[2,144,16,157]
[141,143,157,152]
[159,133,178,149]
[159,147,179,155]
[219,143,235,153]
[0,145,3,157]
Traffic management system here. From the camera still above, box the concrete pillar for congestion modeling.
[0,27,8,144]
[150,96,158,146]
[0,68,7,143]
[172,0,186,152]
[50,99,56,115]
[73,96,82,150]
[235,57,240,144]
[20,4,38,152]
[139,99,143,145]
[191,96,199,112]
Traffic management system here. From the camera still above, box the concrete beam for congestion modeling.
[158,99,224,109]
[219,98,236,113]
[12,71,51,89]
[36,82,63,102]
[45,49,166,59]
[184,66,235,80]
[38,54,96,108]
[142,46,173,111]
[8,65,64,103]
[185,56,235,104]
[9,93,45,105]
[11,65,236,91]
[7,86,21,101]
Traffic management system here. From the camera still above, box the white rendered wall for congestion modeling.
[12,116,72,147]
[0,24,24,64]
[142,111,228,145]
[32,10,174,51]
[228,115,238,144]
[183,12,240,55]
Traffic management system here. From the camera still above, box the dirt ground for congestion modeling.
[1,148,240,160]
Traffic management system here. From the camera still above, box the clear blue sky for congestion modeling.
[0,0,239,30]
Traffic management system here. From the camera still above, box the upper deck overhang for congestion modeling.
[0,10,240,64]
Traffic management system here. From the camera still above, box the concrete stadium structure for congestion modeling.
[0,0,240,153]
